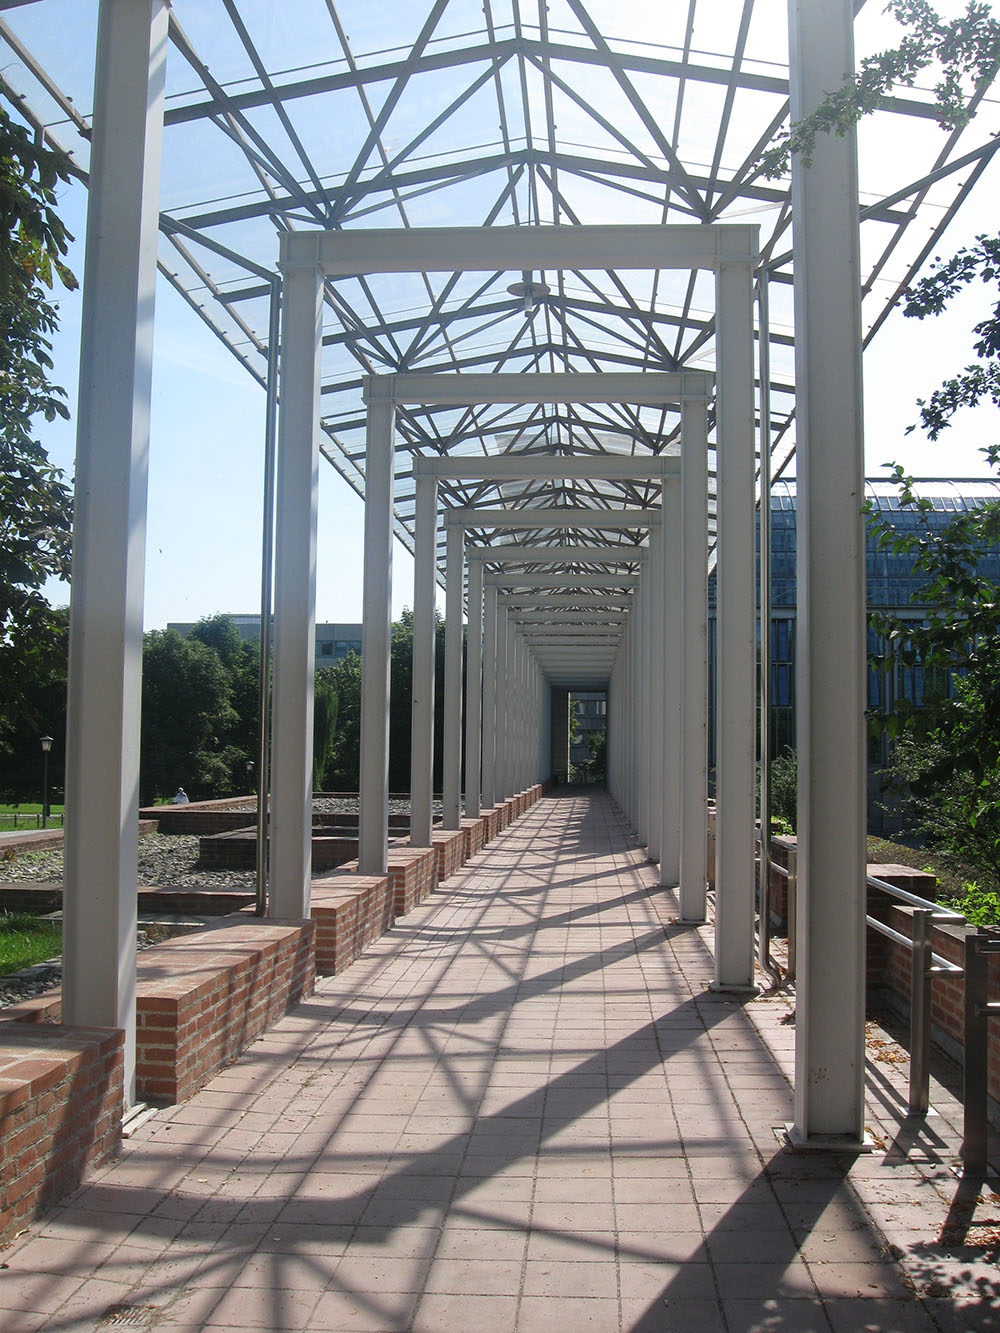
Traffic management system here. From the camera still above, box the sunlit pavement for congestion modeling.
[2,791,997,1331]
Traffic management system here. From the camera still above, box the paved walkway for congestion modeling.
[3,792,1000,1330]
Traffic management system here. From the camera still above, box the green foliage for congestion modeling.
[882,725,1000,891]
[313,674,339,792]
[588,727,607,781]
[764,748,798,833]
[188,614,261,790]
[902,234,1000,440]
[319,653,362,790]
[760,1,1000,178]
[0,86,77,746]
[942,879,1000,925]
[0,911,62,974]
[0,606,67,804]
[140,628,237,805]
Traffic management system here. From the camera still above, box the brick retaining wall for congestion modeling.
[460,817,487,859]
[385,847,438,916]
[134,918,314,1104]
[311,874,393,974]
[431,829,466,885]
[0,1024,123,1245]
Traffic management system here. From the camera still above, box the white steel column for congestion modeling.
[498,613,513,798]
[62,0,168,1100]
[639,574,652,847]
[465,556,484,818]
[714,238,758,989]
[679,399,709,921]
[358,386,396,875]
[660,485,682,884]
[442,525,464,828]
[409,474,438,846]
[789,0,867,1145]
[482,581,498,808]
[646,528,664,864]
[270,260,323,915]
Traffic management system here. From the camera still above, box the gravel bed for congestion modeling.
[205,798,441,817]
[1,833,256,890]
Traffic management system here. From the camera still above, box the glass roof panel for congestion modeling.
[2,0,997,567]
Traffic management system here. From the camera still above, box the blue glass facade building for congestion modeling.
[708,478,1000,772]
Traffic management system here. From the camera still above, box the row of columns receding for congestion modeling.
[61,0,867,1151]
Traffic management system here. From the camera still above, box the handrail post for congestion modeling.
[786,846,797,983]
[963,929,989,1173]
[909,908,933,1115]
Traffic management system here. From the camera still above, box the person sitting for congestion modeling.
[171,787,190,805]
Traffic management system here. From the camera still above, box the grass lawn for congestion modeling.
[0,912,62,975]
[0,803,64,832]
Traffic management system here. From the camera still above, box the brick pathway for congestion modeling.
[2,791,999,1330]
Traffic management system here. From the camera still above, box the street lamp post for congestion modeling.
[40,735,53,829]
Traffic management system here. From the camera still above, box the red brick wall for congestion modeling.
[431,830,466,885]
[134,920,315,1104]
[0,1024,123,1245]
[386,847,437,916]
[311,874,393,974]
[141,796,256,834]
[461,817,487,859]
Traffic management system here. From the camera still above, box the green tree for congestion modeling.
[0,85,77,745]
[313,673,339,792]
[140,629,236,804]
[321,653,362,791]
[189,614,260,790]
[0,607,68,804]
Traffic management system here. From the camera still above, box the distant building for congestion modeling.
[708,478,1000,799]
[168,615,363,666]
[570,692,607,772]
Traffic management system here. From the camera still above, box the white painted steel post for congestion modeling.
[358,387,396,875]
[62,0,168,1101]
[512,632,524,793]
[500,614,514,799]
[714,240,758,990]
[639,573,652,846]
[465,556,484,818]
[631,591,642,831]
[482,582,498,809]
[647,528,664,865]
[442,525,464,828]
[679,399,709,921]
[660,485,682,885]
[270,260,323,916]
[789,0,867,1145]
[410,474,438,846]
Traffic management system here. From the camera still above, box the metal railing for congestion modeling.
[0,811,64,830]
[865,876,965,1118]
[767,856,1000,1173]
[756,832,796,985]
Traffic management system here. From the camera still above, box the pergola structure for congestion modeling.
[6,0,997,1150]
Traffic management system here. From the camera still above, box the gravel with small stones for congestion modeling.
[1,832,256,890]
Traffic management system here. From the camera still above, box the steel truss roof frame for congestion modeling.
[1,1,997,545]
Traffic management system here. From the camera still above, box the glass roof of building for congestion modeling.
[2,0,997,569]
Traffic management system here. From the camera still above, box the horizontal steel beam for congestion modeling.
[445,507,658,529]
[499,593,633,609]
[386,371,709,409]
[468,543,648,563]
[510,611,626,624]
[282,223,759,275]
[485,573,640,588]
